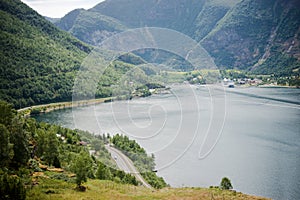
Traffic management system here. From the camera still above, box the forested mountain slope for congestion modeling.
[0,0,148,108]
[0,0,91,108]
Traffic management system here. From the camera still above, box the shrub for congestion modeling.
[0,172,26,200]
[220,177,233,190]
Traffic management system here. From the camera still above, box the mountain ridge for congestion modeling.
[55,0,300,75]
[0,0,93,108]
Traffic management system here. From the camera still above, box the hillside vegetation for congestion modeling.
[0,100,158,199]
[0,100,267,200]
[0,0,90,108]
[0,0,162,109]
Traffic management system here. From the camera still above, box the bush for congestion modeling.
[30,108,42,115]
[28,159,42,172]
[50,173,72,182]
[0,172,26,200]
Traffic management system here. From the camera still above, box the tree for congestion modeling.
[71,151,93,189]
[91,139,102,152]
[36,128,45,157]
[220,177,233,190]
[43,127,59,166]
[96,162,112,180]
[9,116,30,168]
[0,124,14,167]
[0,101,15,127]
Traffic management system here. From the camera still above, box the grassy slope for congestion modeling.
[28,178,270,200]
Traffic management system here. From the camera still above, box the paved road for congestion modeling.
[105,145,152,189]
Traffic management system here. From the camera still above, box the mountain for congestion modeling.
[0,0,151,108]
[55,0,300,76]
[201,0,300,75]
[56,8,127,46]
[0,0,92,108]
[90,0,204,35]
[56,0,225,40]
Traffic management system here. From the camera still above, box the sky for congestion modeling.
[21,0,105,18]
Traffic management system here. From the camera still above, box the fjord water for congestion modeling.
[35,85,300,200]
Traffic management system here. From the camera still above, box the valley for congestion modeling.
[0,0,299,199]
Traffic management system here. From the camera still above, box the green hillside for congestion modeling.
[0,0,91,108]
[0,101,165,199]
[0,0,153,109]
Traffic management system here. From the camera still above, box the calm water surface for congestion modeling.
[35,85,300,200]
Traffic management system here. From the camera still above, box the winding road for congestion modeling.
[105,145,152,189]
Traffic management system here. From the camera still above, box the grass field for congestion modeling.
[27,176,270,200]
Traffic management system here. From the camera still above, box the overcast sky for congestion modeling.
[21,0,105,18]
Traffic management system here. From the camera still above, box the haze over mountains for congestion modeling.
[56,0,300,75]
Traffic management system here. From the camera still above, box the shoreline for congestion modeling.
[17,97,112,116]
[18,83,298,116]
[18,86,171,116]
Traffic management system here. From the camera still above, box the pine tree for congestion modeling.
[220,177,233,190]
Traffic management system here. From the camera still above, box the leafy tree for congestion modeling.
[91,139,102,152]
[71,151,93,187]
[0,124,14,167]
[122,173,138,185]
[43,127,60,167]
[96,162,112,180]
[36,128,46,158]
[0,101,15,127]
[220,177,233,190]
[9,116,30,168]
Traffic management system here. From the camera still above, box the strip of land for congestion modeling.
[17,97,112,116]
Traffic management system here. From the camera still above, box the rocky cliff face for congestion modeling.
[201,0,300,74]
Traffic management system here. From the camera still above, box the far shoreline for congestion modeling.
[18,83,298,116]
[18,97,112,116]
